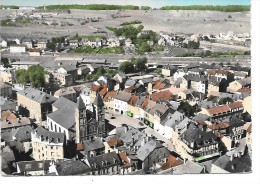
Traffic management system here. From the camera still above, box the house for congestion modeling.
[36,39,48,49]
[53,65,78,86]
[161,65,177,77]
[9,44,26,53]
[104,137,123,153]
[54,159,91,175]
[0,68,15,83]
[107,37,120,47]
[114,91,132,115]
[187,74,208,94]
[227,77,251,92]
[1,145,16,174]
[15,160,52,176]
[17,88,57,123]
[234,71,248,80]
[54,87,77,102]
[82,38,103,48]
[0,81,12,98]
[160,155,184,171]
[200,101,244,121]
[125,38,132,47]
[103,91,117,111]
[207,69,234,81]
[69,39,79,48]
[207,77,229,95]
[0,97,16,118]
[159,160,205,174]
[28,48,41,56]
[1,115,31,133]
[136,139,170,172]
[211,154,251,173]
[220,117,246,151]
[173,122,219,161]
[173,69,186,81]
[85,152,122,175]
[21,38,34,49]
[31,126,65,161]
[83,137,105,158]
[113,72,127,84]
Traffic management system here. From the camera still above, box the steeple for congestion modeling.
[93,92,104,107]
[77,96,86,110]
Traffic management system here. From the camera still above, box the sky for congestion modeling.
[2,0,251,8]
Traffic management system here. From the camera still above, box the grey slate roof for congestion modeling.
[136,139,162,161]
[84,137,104,153]
[16,160,51,172]
[197,100,215,109]
[237,77,251,86]
[48,97,77,129]
[164,111,185,128]
[135,96,146,107]
[114,91,132,102]
[93,92,104,107]
[171,160,204,174]
[192,113,210,122]
[13,125,33,142]
[176,117,193,131]
[17,88,57,104]
[56,159,91,175]
[52,96,76,110]
[60,65,77,72]
[212,154,251,173]
[87,152,122,170]
[33,126,65,144]
[125,79,136,86]
[180,123,217,149]
[0,97,16,111]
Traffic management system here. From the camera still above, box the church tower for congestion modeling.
[75,96,88,144]
[92,92,107,138]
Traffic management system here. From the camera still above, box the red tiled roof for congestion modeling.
[207,105,230,116]
[228,101,243,109]
[207,69,231,76]
[153,81,166,90]
[124,86,136,93]
[238,88,251,94]
[103,91,117,102]
[8,114,17,121]
[1,110,12,120]
[161,155,183,170]
[128,96,139,106]
[196,120,207,126]
[91,85,101,91]
[76,143,84,151]
[149,90,173,102]
[99,87,107,96]
[107,138,122,147]
[208,122,230,130]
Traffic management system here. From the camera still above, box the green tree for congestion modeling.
[119,61,135,74]
[132,57,148,72]
[1,57,11,68]
[219,97,234,105]
[219,62,224,67]
[16,69,29,84]
[178,101,195,117]
[27,66,45,88]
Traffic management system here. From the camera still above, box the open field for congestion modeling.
[0,9,250,39]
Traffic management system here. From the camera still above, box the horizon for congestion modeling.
[2,0,250,8]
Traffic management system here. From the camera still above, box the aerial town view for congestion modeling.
[0,0,253,177]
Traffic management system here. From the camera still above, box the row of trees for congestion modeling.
[16,66,46,88]
[86,67,117,80]
[119,57,147,74]
[160,5,250,12]
[38,4,139,10]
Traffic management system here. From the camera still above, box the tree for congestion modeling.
[132,57,148,72]
[16,69,29,84]
[219,97,234,105]
[1,57,11,68]
[178,101,195,117]
[119,61,135,74]
[16,66,45,88]
[219,62,224,67]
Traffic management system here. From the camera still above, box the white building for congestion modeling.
[10,45,26,53]
[114,91,132,115]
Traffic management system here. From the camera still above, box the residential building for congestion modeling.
[54,87,77,102]
[161,65,176,77]
[15,160,52,176]
[0,81,12,98]
[9,45,26,53]
[11,61,41,70]
[17,88,57,123]
[114,91,132,115]
[227,77,251,92]
[31,126,65,161]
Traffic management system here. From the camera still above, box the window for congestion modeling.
[59,127,61,132]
